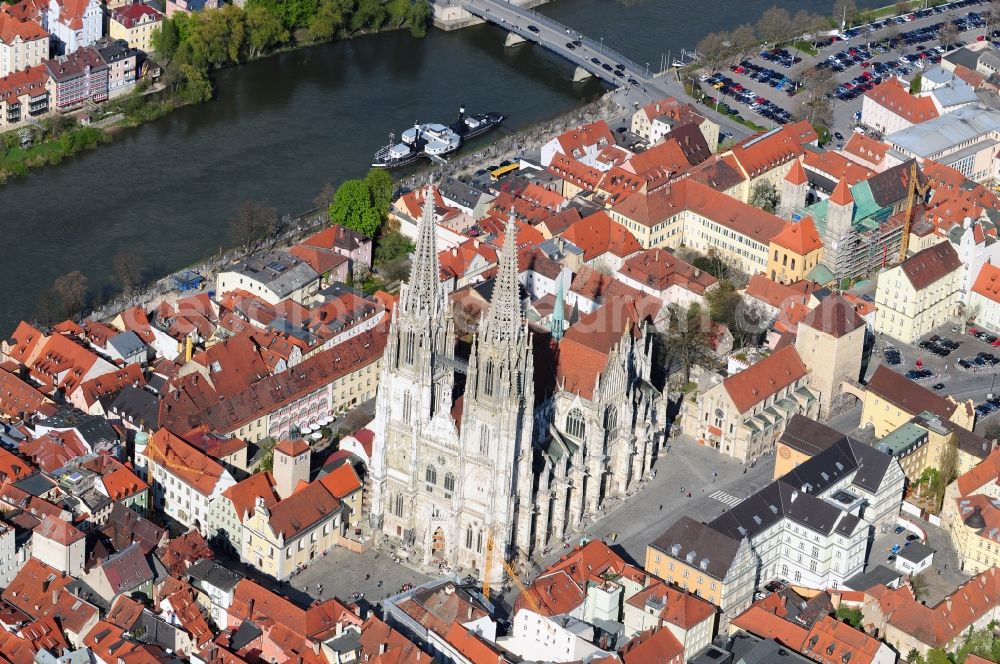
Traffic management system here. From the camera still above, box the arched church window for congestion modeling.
[479,424,490,455]
[566,408,586,439]
[425,465,437,486]
[476,530,483,553]
[404,330,416,365]
[466,526,473,549]
[484,360,495,397]
[444,473,456,495]
[394,494,404,517]
[604,405,618,436]
[402,392,412,424]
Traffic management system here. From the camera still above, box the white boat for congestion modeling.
[419,123,461,156]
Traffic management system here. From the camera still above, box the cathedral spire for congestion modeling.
[483,212,524,344]
[402,179,441,317]
[551,279,565,341]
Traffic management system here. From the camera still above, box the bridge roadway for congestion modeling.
[460,0,751,139]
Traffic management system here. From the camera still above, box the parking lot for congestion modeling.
[694,0,993,135]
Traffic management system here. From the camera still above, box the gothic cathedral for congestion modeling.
[370,181,667,584]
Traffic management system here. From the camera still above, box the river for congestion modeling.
[1,0,880,332]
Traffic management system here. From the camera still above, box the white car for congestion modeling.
[699,74,710,81]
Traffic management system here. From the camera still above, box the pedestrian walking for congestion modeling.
[659,504,663,511]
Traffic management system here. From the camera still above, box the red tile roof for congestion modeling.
[866,365,963,422]
[900,241,961,290]
[620,626,684,664]
[319,462,362,498]
[843,132,888,167]
[111,2,161,27]
[0,369,51,420]
[147,428,228,497]
[973,262,1000,304]
[800,294,865,338]
[33,514,84,546]
[731,605,809,650]
[442,623,504,664]
[561,210,642,262]
[554,119,614,158]
[830,177,854,206]
[723,346,808,413]
[730,121,818,177]
[618,248,717,295]
[770,216,822,255]
[784,158,807,185]
[266,480,340,540]
[624,578,716,630]
[0,12,45,43]
[865,78,939,124]
[548,153,603,191]
[221,471,279,522]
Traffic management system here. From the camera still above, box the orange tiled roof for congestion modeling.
[730,120,818,177]
[555,119,614,157]
[731,605,809,650]
[618,248,717,295]
[865,78,939,124]
[620,627,684,664]
[561,210,642,261]
[843,132,888,167]
[723,346,808,413]
[770,216,822,255]
[221,471,278,522]
[801,615,884,664]
[33,514,84,546]
[147,428,227,497]
[972,262,1000,304]
[319,463,362,498]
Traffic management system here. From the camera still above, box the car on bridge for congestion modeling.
[527,24,539,33]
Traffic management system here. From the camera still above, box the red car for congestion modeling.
[970,327,980,336]
[862,71,873,79]
[861,61,871,68]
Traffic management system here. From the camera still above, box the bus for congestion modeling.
[489,162,520,180]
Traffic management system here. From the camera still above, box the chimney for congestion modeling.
[336,622,343,637]
[379,643,388,655]
[467,605,474,620]
[791,490,799,503]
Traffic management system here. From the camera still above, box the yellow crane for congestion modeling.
[482,531,540,612]
[898,160,932,264]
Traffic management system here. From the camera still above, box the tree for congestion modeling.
[730,24,758,61]
[661,304,717,384]
[706,281,765,348]
[909,71,922,93]
[113,251,143,295]
[757,6,792,47]
[52,270,88,319]
[313,182,337,210]
[895,0,911,16]
[177,64,213,103]
[329,179,382,237]
[374,229,414,266]
[905,648,920,663]
[387,0,411,27]
[749,180,780,213]
[408,0,432,37]
[309,0,348,41]
[245,4,288,58]
[909,572,929,601]
[922,649,951,664]
[697,31,731,72]
[151,18,181,59]
[351,0,388,32]
[797,66,836,127]
[835,606,863,627]
[833,0,857,27]
[939,21,959,49]
[229,199,278,254]
[364,168,394,214]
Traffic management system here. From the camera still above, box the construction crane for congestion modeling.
[898,160,932,264]
[482,531,540,611]
[482,531,495,598]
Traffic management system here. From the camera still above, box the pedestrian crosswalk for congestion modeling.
[710,490,743,507]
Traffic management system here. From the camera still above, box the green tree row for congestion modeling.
[153,0,432,69]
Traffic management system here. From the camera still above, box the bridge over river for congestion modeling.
[459,0,750,139]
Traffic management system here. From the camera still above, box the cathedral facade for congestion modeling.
[369,184,667,583]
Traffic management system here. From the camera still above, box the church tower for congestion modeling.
[370,181,456,541]
[780,158,808,216]
[460,213,537,576]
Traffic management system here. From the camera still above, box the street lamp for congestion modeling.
[645,62,650,77]
[600,37,604,54]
